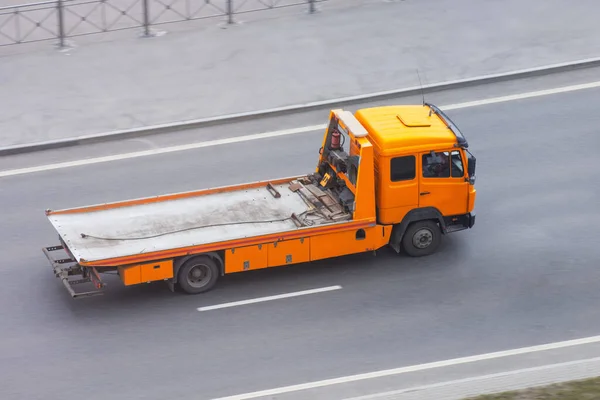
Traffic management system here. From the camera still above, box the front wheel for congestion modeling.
[177,255,220,294]
[401,220,441,257]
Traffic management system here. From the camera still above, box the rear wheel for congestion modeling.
[177,255,220,294]
[401,220,441,257]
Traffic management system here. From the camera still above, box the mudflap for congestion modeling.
[43,245,105,299]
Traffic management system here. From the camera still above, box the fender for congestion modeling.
[389,207,446,253]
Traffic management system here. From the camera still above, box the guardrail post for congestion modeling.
[227,0,233,24]
[142,0,150,36]
[309,0,315,14]
[56,0,65,47]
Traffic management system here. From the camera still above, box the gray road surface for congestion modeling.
[1,76,600,400]
[2,0,600,147]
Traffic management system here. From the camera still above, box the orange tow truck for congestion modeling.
[43,103,477,298]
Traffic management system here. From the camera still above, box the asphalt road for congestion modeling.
[1,79,600,400]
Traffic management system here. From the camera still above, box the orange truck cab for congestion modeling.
[351,102,477,255]
[43,103,476,298]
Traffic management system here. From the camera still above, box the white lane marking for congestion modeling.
[197,285,342,312]
[0,124,326,178]
[2,80,600,178]
[210,334,600,400]
[343,356,600,400]
[441,80,600,111]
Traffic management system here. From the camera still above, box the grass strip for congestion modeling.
[465,376,600,399]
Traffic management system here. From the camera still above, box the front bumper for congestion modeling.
[467,211,476,228]
[443,211,476,233]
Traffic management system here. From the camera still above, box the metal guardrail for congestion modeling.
[0,0,326,47]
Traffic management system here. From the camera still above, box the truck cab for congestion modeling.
[316,103,476,257]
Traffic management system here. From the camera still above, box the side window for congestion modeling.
[390,155,415,182]
[422,151,450,178]
[450,150,464,178]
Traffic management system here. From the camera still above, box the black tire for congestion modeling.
[177,255,220,295]
[401,220,441,257]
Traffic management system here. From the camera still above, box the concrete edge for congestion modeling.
[342,356,600,400]
[3,56,600,157]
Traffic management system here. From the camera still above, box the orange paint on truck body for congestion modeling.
[118,259,174,286]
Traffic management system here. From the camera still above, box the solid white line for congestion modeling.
[0,124,326,178]
[2,80,600,178]
[441,80,600,111]
[196,285,342,312]
[210,334,600,400]
[343,356,600,400]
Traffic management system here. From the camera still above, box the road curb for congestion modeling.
[342,357,600,400]
[3,56,600,156]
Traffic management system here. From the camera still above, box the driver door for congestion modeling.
[418,149,469,216]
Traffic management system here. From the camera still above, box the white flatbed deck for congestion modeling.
[48,179,352,263]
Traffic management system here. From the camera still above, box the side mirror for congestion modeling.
[467,153,476,184]
[467,156,476,176]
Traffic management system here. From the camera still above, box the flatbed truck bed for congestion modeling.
[46,177,352,265]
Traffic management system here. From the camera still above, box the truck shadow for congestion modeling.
[53,235,467,316]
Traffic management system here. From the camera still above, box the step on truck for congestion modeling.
[43,103,477,298]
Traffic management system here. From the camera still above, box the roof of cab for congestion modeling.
[354,104,458,154]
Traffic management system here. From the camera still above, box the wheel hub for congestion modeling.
[412,228,433,249]
[187,264,212,288]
